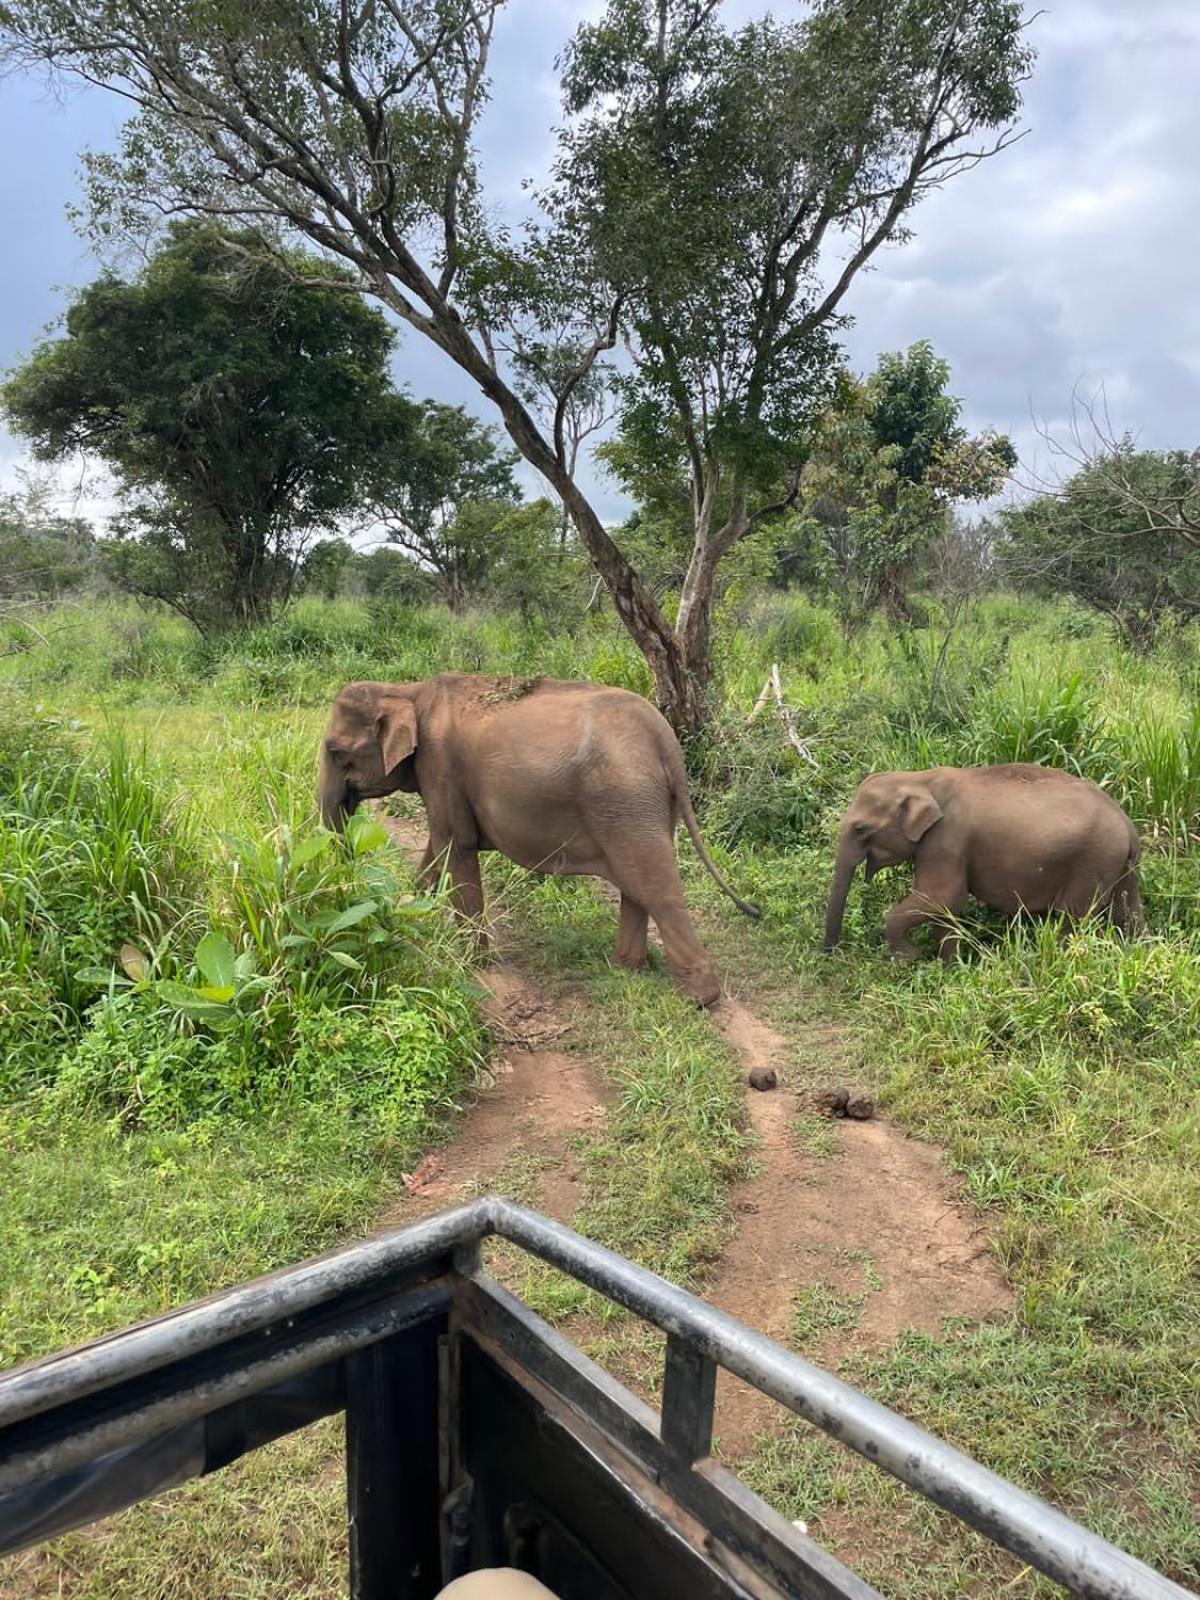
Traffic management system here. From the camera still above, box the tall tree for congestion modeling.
[2,220,396,629]
[1,0,1033,728]
[791,344,1015,620]
[365,400,521,611]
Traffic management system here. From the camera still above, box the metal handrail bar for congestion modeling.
[0,1197,1192,1600]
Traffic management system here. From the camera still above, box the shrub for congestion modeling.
[0,711,194,1082]
[55,810,485,1131]
[51,982,481,1140]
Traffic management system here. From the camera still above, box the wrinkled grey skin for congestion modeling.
[822,764,1143,961]
[319,673,760,1005]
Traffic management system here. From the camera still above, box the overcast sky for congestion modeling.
[1,0,1198,527]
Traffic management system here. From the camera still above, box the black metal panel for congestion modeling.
[0,1283,451,1556]
[661,1331,717,1462]
[456,1332,757,1599]
[457,1275,879,1600]
[347,1316,445,1600]
[0,1366,346,1558]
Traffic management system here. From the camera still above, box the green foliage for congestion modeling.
[782,349,1015,617]
[0,714,194,1088]
[0,489,96,601]
[2,220,397,630]
[1000,445,1200,650]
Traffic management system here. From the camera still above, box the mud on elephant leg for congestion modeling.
[613,894,650,971]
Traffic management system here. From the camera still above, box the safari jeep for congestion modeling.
[0,1199,1189,1599]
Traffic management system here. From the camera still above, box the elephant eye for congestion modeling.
[326,743,349,767]
[852,820,868,836]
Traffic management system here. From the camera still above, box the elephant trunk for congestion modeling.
[822,838,866,951]
[318,754,355,835]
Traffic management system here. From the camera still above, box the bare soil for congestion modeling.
[707,994,1011,1458]
[377,962,609,1228]
[379,815,609,1228]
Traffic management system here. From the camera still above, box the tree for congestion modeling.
[0,0,1033,730]
[999,445,1200,650]
[0,489,96,602]
[783,345,1015,620]
[2,221,396,630]
[365,400,521,611]
[297,538,356,601]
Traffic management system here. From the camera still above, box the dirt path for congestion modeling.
[378,816,609,1229]
[379,813,1009,1458]
[706,991,1011,1458]
[377,961,608,1227]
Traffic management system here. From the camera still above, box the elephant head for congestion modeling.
[318,680,420,833]
[821,774,944,950]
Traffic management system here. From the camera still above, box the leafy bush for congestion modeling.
[52,981,481,1138]
[0,714,194,1093]
[56,809,484,1130]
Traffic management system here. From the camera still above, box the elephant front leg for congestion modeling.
[613,894,649,970]
[419,835,488,950]
[884,881,965,963]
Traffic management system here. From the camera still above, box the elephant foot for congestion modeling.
[612,953,650,973]
[889,943,921,965]
[676,965,722,1008]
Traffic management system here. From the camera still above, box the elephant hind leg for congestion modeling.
[613,894,650,970]
[605,848,720,1006]
[1107,867,1145,936]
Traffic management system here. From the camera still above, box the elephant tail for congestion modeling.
[669,757,762,920]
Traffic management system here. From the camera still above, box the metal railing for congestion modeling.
[0,1197,1193,1600]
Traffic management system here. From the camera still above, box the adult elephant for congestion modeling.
[822,764,1143,961]
[318,674,759,1004]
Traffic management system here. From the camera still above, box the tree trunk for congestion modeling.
[405,303,707,734]
[880,563,914,625]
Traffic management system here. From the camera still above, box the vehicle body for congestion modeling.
[0,1199,1190,1599]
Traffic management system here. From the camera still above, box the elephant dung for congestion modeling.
[815,1087,876,1120]
[816,1087,850,1117]
[748,1067,778,1092]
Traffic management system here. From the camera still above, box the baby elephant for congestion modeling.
[822,764,1143,961]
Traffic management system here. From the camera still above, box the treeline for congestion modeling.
[4,219,1197,694]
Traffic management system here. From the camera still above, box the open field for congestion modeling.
[1,591,1198,1597]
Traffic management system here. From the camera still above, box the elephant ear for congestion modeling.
[376,700,418,776]
[899,789,943,842]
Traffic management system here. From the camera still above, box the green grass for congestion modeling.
[3,591,1200,1597]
